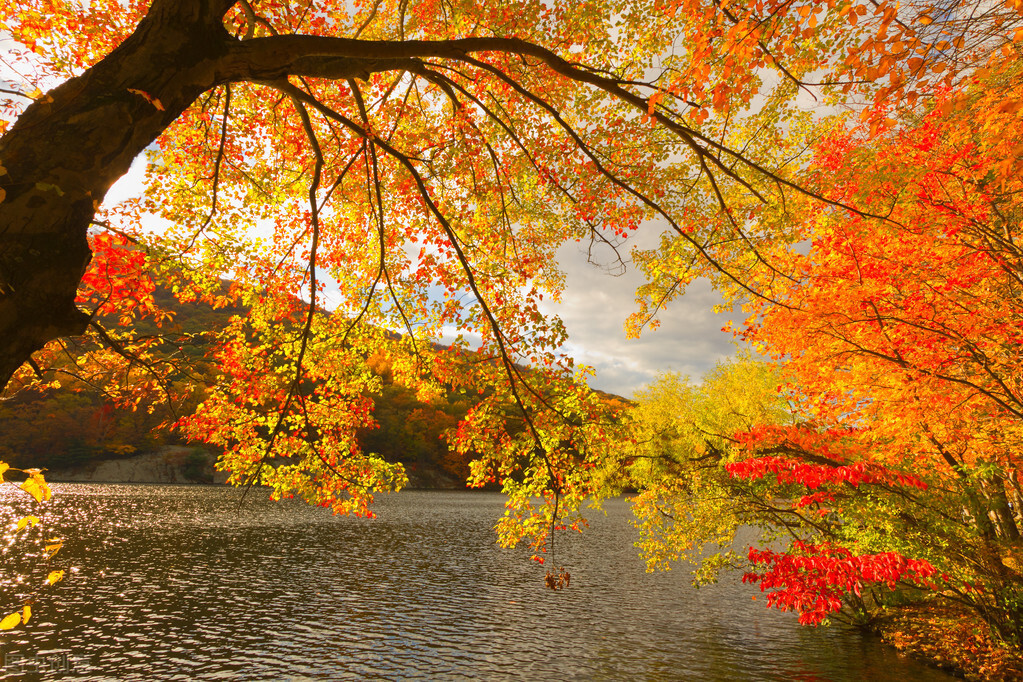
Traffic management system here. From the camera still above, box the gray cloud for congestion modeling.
[544,238,742,397]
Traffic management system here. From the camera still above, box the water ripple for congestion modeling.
[0,485,954,681]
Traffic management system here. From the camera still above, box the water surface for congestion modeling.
[1,485,953,680]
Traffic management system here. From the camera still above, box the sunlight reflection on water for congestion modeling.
[0,485,954,681]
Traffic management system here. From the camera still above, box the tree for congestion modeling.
[2,0,1021,566]
[626,56,1023,642]
[625,358,791,583]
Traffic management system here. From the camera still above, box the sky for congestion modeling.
[543,239,741,397]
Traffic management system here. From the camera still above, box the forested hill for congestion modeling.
[0,285,629,486]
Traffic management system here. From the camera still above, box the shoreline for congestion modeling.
[867,601,1023,680]
[42,448,465,490]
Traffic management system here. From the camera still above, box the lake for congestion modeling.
[0,485,953,680]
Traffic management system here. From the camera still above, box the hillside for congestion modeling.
[1,285,628,487]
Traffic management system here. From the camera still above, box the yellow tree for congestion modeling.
[626,358,791,583]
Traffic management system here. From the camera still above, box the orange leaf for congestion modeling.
[127,88,166,111]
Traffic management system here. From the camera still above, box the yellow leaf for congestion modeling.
[46,570,65,585]
[44,542,62,558]
[34,182,65,196]
[21,477,44,502]
[22,605,30,625]
[20,473,51,502]
[0,612,21,630]
[29,472,51,501]
[0,462,8,481]
[16,516,40,532]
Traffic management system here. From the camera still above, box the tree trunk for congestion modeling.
[0,0,235,389]
[1008,468,1023,525]
[992,474,1021,541]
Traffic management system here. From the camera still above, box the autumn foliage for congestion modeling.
[743,542,939,626]
[627,38,1023,651]
[2,0,1023,654]
[0,462,64,632]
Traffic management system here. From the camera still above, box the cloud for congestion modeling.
[544,238,742,398]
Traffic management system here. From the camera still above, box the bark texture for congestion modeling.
[0,0,238,387]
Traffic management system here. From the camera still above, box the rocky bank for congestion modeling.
[46,447,226,484]
[44,448,462,489]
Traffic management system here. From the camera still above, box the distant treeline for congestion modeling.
[1,285,626,485]
[0,285,478,482]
